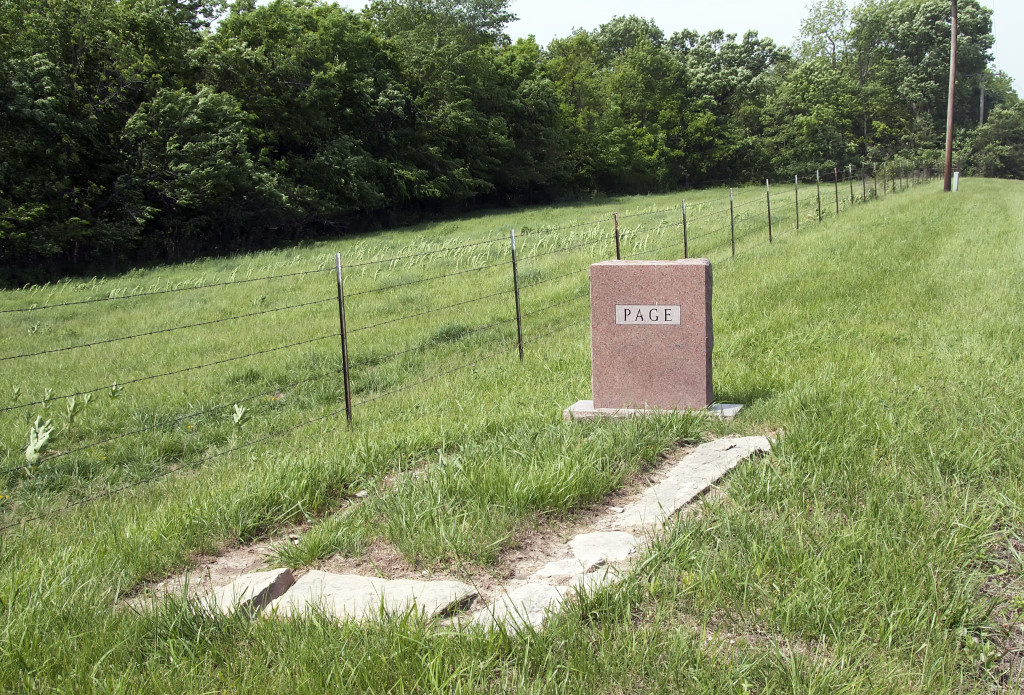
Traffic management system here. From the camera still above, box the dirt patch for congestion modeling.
[318,540,426,581]
[123,523,311,610]
[980,532,1024,690]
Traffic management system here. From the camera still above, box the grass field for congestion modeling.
[3,174,1023,693]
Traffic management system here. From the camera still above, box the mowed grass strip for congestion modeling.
[3,176,1015,693]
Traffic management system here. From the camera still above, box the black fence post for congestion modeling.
[510,229,524,361]
[730,188,736,258]
[816,170,822,222]
[613,213,621,261]
[766,179,773,244]
[334,253,353,426]
[833,167,840,214]
[682,200,688,259]
[794,175,800,230]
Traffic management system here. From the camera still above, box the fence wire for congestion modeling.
[1,297,335,362]
[0,266,333,314]
[0,161,938,530]
[1,333,338,413]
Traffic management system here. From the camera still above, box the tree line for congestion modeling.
[1,0,1020,283]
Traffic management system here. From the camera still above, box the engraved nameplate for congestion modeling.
[615,305,681,325]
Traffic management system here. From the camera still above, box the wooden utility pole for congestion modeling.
[943,0,958,193]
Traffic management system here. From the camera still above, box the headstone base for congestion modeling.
[563,400,742,421]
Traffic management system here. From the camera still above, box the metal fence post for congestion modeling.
[833,167,840,214]
[766,179,773,244]
[682,200,688,259]
[510,229,524,361]
[849,164,855,205]
[794,175,800,230]
[730,188,736,258]
[334,253,353,426]
[816,170,822,222]
[861,163,867,202]
[613,212,621,261]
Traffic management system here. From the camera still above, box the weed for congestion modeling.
[23,416,53,469]
[231,404,249,428]
[65,393,92,429]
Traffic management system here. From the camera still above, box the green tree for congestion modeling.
[202,0,418,218]
[849,0,994,155]
[971,103,1024,178]
[797,0,850,67]
[116,86,282,256]
[0,0,222,276]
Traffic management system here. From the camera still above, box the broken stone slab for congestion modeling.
[473,583,566,630]
[611,435,771,531]
[208,568,295,616]
[569,566,620,594]
[532,556,605,580]
[567,531,639,567]
[264,571,477,621]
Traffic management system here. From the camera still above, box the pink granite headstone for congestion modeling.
[589,259,713,410]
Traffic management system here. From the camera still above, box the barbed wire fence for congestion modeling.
[0,158,939,531]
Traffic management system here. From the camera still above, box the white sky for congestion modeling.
[334,0,1023,93]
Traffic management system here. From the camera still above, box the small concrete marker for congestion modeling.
[474,583,566,630]
[265,571,477,621]
[210,568,295,616]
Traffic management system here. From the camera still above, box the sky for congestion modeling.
[334,1,1024,91]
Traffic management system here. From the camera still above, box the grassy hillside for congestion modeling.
[2,176,1023,692]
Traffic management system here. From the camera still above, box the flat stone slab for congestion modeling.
[611,435,771,530]
[265,571,477,621]
[568,532,638,566]
[473,583,566,630]
[563,400,743,421]
[209,568,295,615]
[569,566,620,594]
[533,556,604,579]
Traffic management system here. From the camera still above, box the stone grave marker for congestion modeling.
[565,259,740,419]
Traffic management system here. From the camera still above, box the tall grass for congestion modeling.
[3,176,1018,693]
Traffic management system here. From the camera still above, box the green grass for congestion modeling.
[3,175,1023,692]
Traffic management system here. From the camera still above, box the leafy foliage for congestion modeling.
[971,103,1024,178]
[0,0,1017,283]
